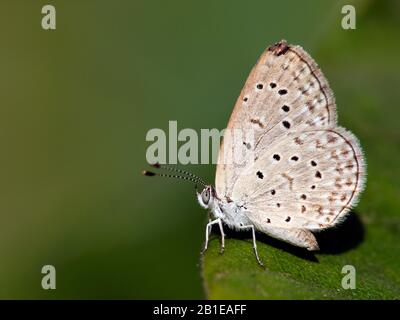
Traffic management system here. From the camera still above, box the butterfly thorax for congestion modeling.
[197,185,252,230]
[211,196,252,231]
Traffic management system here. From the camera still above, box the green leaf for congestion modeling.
[202,210,400,299]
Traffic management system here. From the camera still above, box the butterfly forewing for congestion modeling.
[216,40,337,198]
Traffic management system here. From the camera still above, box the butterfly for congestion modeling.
[144,40,366,266]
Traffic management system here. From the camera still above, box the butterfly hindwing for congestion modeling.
[231,127,366,230]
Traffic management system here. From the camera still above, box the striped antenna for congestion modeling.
[142,170,205,186]
[150,163,207,186]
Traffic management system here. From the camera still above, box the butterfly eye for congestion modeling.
[202,190,210,204]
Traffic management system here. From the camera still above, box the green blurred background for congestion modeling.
[0,0,399,299]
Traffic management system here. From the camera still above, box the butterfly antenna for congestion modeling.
[148,163,207,186]
[142,169,205,186]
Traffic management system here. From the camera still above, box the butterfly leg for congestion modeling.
[202,218,221,254]
[207,218,212,235]
[207,214,212,235]
[239,225,264,267]
[218,218,225,254]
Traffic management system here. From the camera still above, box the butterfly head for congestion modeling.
[196,185,217,209]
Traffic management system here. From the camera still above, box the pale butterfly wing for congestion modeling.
[232,127,366,230]
[215,40,365,234]
[216,40,337,198]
